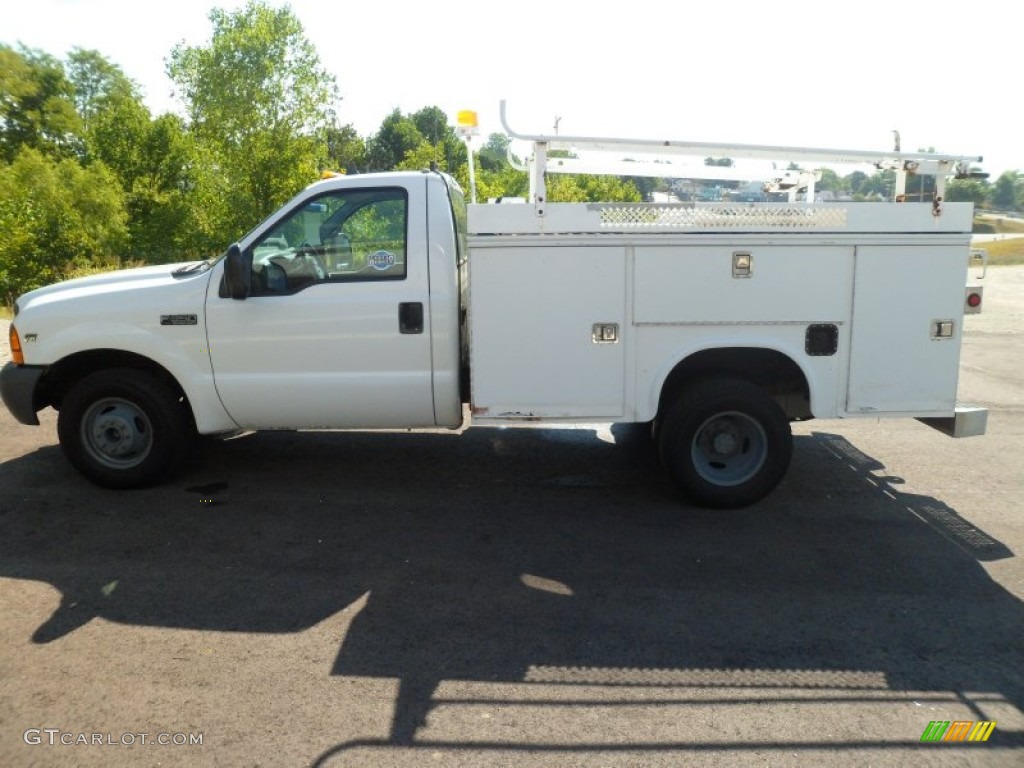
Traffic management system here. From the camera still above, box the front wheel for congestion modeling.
[658,377,792,509]
[57,368,189,489]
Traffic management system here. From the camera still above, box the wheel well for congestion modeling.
[658,347,812,421]
[37,350,190,415]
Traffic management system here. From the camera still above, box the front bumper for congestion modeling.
[0,362,45,425]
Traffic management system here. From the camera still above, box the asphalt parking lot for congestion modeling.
[1,268,1022,767]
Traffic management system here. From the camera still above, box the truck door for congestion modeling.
[204,181,436,429]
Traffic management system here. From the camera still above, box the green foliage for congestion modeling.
[973,237,1024,265]
[975,216,1024,234]
[411,106,464,172]
[168,1,336,145]
[478,134,513,172]
[371,106,467,175]
[168,0,338,239]
[85,83,151,184]
[325,124,367,174]
[857,169,896,199]
[949,179,990,206]
[0,147,127,303]
[397,140,449,172]
[0,45,82,162]
[67,48,138,135]
[816,168,842,193]
[995,217,1024,233]
[4,9,1018,304]
[367,109,425,171]
[458,164,528,203]
[547,174,642,203]
[848,171,867,195]
[66,49,211,263]
[991,171,1020,210]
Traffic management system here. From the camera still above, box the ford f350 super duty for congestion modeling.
[0,107,988,508]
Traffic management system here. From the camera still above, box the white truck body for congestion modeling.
[1,113,987,507]
[467,201,974,423]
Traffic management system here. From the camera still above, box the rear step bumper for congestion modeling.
[917,405,988,438]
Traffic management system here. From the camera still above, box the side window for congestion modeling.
[248,187,407,295]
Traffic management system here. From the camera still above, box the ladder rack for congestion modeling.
[498,101,983,217]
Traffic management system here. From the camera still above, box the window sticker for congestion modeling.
[368,250,396,271]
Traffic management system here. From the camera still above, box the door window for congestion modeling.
[249,187,408,294]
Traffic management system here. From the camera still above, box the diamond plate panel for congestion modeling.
[596,204,848,230]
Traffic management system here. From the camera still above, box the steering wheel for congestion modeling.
[296,242,327,280]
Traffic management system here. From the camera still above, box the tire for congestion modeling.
[57,368,189,489]
[657,377,792,509]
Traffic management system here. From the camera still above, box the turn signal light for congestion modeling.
[9,324,24,365]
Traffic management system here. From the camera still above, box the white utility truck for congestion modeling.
[1,104,988,508]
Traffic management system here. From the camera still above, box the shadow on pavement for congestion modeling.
[0,423,1021,761]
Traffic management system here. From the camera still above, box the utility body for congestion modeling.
[1,108,988,507]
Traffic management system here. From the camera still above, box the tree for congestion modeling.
[991,171,1020,211]
[85,82,152,186]
[0,44,81,162]
[325,123,367,174]
[479,133,514,172]
[0,147,127,303]
[121,114,220,262]
[704,157,733,167]
[366,109,424,171]
[65,49,207,262]
[547,174,642,203]
[857,170,896,200]
[168,0,339,239]
[816,168,842,193]
[411,106,464,173]
[67,48,138,135]
[945,178,989,207]
[467,165,529,202]
[847,170,867,195]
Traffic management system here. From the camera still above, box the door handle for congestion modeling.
[399,302,424,334]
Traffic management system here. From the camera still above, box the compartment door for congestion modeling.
[847,245,965,414]
[470,246,626,419]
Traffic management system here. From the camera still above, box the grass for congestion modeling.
[975,215,1024,234]
[973,237,1024,265]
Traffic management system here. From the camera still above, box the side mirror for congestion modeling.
[223,243,251,300]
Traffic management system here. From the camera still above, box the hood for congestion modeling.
[17,261,212,310]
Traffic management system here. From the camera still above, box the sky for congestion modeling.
[3,0,1021,178]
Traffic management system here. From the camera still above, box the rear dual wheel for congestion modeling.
[658,377,792,509]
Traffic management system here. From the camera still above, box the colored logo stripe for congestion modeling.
[920,720,996,742]
[968,721,997,742]
[943,721,973,741]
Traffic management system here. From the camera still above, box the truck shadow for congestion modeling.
[0,424,1021,760]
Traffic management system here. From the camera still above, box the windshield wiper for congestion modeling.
[172,261,212,277]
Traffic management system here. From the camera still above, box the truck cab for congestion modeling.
[2,171,465,489]
[211,171,464,431]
